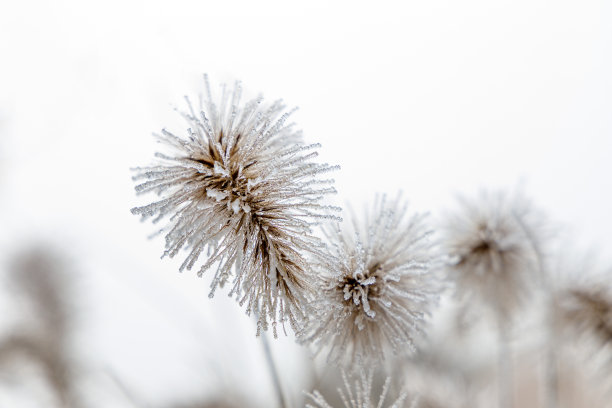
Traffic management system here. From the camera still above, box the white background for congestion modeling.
[1,0,611,407]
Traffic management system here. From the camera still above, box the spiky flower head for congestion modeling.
[442,190,544,319]
[131,76,339,335]
[299,194,440,366]
[555,281,612,347]
[306,371,408,408]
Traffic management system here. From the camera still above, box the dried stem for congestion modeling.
[544,331,559,408]
[514,208,558,408]
[497,316,513,408]
[259,328,288,408]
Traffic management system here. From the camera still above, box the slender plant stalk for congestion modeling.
[544,301,559,408]
[514,212,558,408]
[260,328,288,408]
[545,336,559,408]
[497,316,513,408]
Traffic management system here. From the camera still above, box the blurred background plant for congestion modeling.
[0,246,82,407]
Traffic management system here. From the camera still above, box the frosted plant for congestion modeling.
[306,371,409,408]
[554,278,612,348]
[441,190,544,319]
[441,190,546,408]
[131,76,339,335]
[299,194,440,366]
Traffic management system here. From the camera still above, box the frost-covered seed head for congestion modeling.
[131,76,339,335]
[299,194,440,367]
[306,371,409,408]
[556,284,612,346]
[442,190,544,319]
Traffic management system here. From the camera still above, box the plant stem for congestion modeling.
[544,302,559,408]
[260,329,288,408]
[545,339,559,408]
[497,317,513,408]
[514,207,558,407]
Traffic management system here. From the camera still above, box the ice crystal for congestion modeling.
[442,190,544,319]
[299,194,439,366]
[131,76,339,335]
[306,371,408,408]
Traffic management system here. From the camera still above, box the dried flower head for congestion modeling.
[306,371,408,408]
[131,76,339,335]
[555,283,612,347]
[299,194,439,366]
[442,190,544,318]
